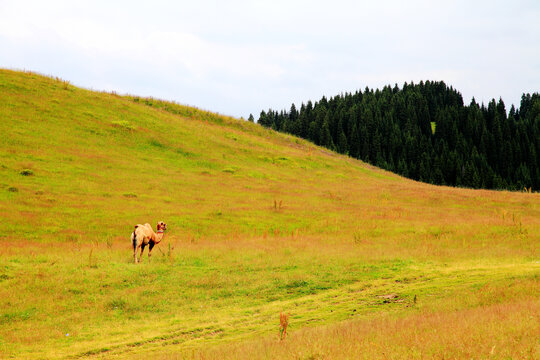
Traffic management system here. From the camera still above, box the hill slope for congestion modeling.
[0,69,538,359]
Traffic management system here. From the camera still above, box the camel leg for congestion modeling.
[148,242,155,261]
[139,243,147,263]
[132,233,138,264]
[133,245,138,263]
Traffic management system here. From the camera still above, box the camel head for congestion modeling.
[156,221,167,233]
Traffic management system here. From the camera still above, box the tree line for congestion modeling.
[254,81,540,191]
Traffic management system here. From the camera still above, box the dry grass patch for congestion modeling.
[175,280,539,360]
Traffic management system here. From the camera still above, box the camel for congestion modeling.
[131,221,167,263]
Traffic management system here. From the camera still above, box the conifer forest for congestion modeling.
[257,81,540,191]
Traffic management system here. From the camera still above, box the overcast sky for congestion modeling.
[1,0,539,118]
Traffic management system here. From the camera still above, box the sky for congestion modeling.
[1,0,539,118]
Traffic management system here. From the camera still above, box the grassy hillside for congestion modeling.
[0,69,538,359]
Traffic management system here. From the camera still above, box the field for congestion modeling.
[0,69,538,359]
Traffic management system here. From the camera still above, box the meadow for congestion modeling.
[0,69,538,359]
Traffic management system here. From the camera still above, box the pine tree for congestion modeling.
[320,116,335,150]
[349,122,361,159]
[255,84,539,191]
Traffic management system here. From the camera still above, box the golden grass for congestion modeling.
[0,69,539,359]
[184,299,538,360]
[159,280,540,360]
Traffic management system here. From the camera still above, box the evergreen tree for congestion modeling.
[349,122,361,158]
[255,82,539,191]
[320,119,335,150]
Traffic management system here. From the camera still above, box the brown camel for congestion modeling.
[131,221,167,263]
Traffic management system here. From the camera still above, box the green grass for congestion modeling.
[0,69,539,359]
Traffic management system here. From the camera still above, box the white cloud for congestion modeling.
[0,0,539,117]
